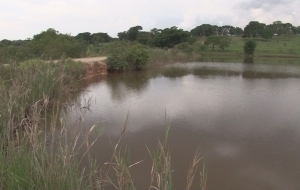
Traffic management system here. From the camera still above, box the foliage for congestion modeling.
[244,40,257,55]
[117,26,143,41]
[127,26,143,41]
[106,54,128,71]
[243,21,266,39]
[137,31,152,45]
[148,26,191,48]
[106,45,149,71]
[190,24,217,37]
[75,32,112,45]
[32,28,87,60]
[204,36,231,51]
[117,31,128,41]
[261,27,274,40]
[126,45,149,70]
[191,24,244,37]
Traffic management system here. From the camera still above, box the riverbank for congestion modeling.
[0,58,206,189]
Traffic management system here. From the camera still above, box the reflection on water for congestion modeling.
[66,62,300,190]
[243,56,254,63]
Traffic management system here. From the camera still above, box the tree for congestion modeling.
[272,21,285,37]
[243,21,265,38]
[91,32,112,44]
[137,31,151,45]
[118,31,127,40]
[117,26,143,41]
[261,27,274,40]
[148,26,191,48]
[127,26,143,41]
[150,28,161,37]
[291,26,299,34]
[75,32,92,44]
[230,27,243,36]
[191,24,215,37]
[32,28,86,60]
[244,40,257,55]
[204,36,231,51]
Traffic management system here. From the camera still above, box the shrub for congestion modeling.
[106,54,128,71]
[244,40,257,55]
[174,42,194,54]
[126,46,149,70]
[106,45,149,71]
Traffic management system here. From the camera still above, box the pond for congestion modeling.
[65,61,300,190]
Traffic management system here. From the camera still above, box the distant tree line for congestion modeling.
[243,21,299,40]
[0,20,299,63]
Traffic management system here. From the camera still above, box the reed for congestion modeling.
[0,59,207,190]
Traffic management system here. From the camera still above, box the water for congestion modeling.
[66,62,300,190]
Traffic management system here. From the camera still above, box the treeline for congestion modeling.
[243,21,299,40]
[0,20,299,64]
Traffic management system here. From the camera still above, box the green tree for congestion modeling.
[117,26,143,41]
[148,26,191,48]
[244,40,257,55]
[243,21,266,39]
[204,36,230,51]
[91,32,112,45]
[32,28,86,60]
[137,31,151,45]
[127,26,143,41]
[191,24,215,37]
[118,31,128,40]
[230,27,243,36]
[75,32,92,44]
[261,27,274,40]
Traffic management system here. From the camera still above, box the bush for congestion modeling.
[126,46,149,70]
[106,55,128,71]
[244,40,257,55]
[106,45,149,71]
[174,42,194,54]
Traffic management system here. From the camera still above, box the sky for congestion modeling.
[0,0,299,40]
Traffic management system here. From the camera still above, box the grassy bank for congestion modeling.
[0,59,88,189]
[87,35,300,68]
[0,59,206,189]
[227,35,300,56]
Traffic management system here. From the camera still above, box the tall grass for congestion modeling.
[147,48,203,66]
[0,59,207,189]
[0,59,94,189]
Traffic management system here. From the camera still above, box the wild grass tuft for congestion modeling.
[0,59,207,190]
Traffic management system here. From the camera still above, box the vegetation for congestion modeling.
[1,20,299,67]
[0,19,299,189]
[105,43,149,71]
[244,40,257,55]
[204,36,231,52]
[0,61,206,189]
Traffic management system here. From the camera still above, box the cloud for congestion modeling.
[0,0,299,40]
[236,0,295,10]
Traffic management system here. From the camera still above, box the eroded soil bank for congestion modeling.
[74,57,107,79]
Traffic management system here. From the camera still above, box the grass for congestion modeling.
[86,35,300,68]
[225,35,300,56]
[0,59,207,189]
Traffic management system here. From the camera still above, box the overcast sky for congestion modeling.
[1,0,299,40]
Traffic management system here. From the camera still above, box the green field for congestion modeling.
[226,35,300,56]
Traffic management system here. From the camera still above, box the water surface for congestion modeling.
[66,62,300,190]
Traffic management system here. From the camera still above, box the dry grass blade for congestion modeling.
[186,148,202,190]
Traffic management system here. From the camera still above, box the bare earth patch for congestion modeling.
[73,56,107,63]
[74,57,108,79]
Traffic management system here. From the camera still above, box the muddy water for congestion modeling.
[66,62,300,190]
